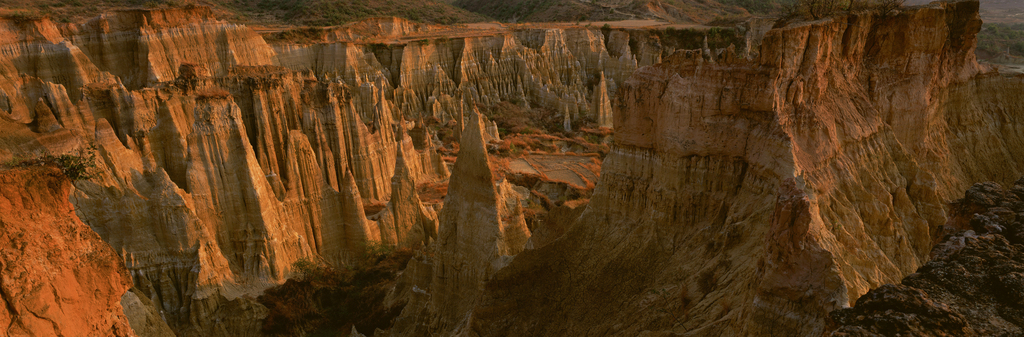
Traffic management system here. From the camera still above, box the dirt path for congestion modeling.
[994,63,1024,75]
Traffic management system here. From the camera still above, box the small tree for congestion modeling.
[42,145,98,181]
[876,0,905,14]
[803,0,845,19]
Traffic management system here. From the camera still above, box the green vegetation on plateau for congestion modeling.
[0,0,486,26]
[719,0,796,14]
[251,0,486,26]
[976,23,1024,62]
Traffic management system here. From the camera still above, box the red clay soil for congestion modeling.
[0,166,135,337]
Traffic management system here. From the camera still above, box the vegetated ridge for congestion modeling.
[453,0,787,24]
[0,0,488,26]
[976,23,1024,63]
[1,0,797,26]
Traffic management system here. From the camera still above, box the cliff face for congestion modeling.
[831,179,1024,336]
[466,1,1024,336]
[0,167,135,337]
[8,3,1015,336]
[379,108,533,337]
[0,7,735,336]
[428,109,531,331]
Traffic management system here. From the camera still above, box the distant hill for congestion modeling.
[248,0,488,26]
[0,0,801,26]
[977,23,1024,63]
[717,0,795,15]
[451,0,792,24]
[0,0,488,26]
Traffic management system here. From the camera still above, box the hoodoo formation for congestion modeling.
[0,0,1022,336]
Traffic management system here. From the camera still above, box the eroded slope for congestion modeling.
[466,1,1024,336]
[0,166,135,337]
[831,179,1024,336]
[0,7,739,336]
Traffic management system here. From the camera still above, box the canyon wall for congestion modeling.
[4,3,1008,336]
[831,179,1024,336]
[0,167,136,337]
[464,1,1024,336]
[0,8,740,336]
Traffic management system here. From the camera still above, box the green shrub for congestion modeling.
[781,0,903,21]
[363,241,395,261]
[2,155,29,168]
[291,257,341,286]
[977,23,1024,60]
[874,0,904,14]
[804,0,845,19]
[3,146,99,181]
[719,0,796,14]
[44,149,98,181]
[3,10,45,24]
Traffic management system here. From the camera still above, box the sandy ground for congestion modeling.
[519,19,705,29]
[463,22,505,30]
[992,63,1024,75]
[507,154,599,189]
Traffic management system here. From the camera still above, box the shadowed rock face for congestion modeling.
[370,108,535,337]
[374,127,440,250]
[0,167,135,337]
[831,178,1024,336]
[427,109,531,331]
[462,1,1024,336]
[382,109,532,337]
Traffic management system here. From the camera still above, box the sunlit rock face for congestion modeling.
[431,109,532,332]
[831,178,1024,336]
[12,3,1016,336]
[0,6,741,335]
[464,1,1024,336]
[0,167,136,337]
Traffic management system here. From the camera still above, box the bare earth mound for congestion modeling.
[0,166,135,337]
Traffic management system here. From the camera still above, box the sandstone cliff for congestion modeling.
[382,108,532,337]
[0,7,740,336]
[0,166,135,337]
[831,179,1024,336]
[428,109,531,331]
[371,128,440,249]
[462,1,1024,336]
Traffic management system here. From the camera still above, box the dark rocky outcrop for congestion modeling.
[831,178,1024,336]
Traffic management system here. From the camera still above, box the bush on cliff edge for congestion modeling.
[2,146,98,181]
[783,0,905,20]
